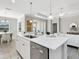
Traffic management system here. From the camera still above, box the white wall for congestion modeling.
[60,15,79,33]
[8,18,17,39]
[46,15,79,34]
[21,15,26,33]
[47,20,52,33]
[17,15,25,33]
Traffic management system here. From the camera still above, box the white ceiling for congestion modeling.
[0,0,79,18]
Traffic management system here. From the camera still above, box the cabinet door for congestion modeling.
[23,40,30,59]
[16,37,25,58]
[16,36,22,52]
[52,23,57,33]
[16,36,30,59]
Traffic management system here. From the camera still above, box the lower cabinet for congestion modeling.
[16,36,30,59]
[16,36,49,59]
[16,36,67,59]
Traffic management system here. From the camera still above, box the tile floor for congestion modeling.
[0,40,22,59]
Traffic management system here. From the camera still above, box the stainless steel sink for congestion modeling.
[25,35,37,38]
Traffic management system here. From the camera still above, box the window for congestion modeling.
[0,20,9,32]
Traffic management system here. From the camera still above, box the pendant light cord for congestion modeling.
[4,8,7,22]
[30,1,32,19]
[50,0,52,15]
[61,8,63,14]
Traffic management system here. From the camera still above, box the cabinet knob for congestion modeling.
[39,50,43,54]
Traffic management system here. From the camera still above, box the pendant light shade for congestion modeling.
[48,13,53,19]
[59,8,65,17]
[12,0,16,3]
[48,0,53,20]
[29,1,33,23]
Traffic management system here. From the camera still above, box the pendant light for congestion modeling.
[4,8,11,21]
[48,0,53,19]
[4,8,8,22]
[59,8,65,17]
[12,0,16,3]
[3,8,8,25]
[29,1,33,23]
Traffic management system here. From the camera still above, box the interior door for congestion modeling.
[53,23,57,33]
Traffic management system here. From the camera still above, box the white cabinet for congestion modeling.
[49,43,67,59]
[47,20,52,33]
[16,36,30,59]
[16,35,67,59]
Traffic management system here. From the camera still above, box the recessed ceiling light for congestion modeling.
[12,0,16,3]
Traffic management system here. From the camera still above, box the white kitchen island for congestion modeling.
[16,34,68,59]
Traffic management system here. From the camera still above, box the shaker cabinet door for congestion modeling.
[16,36,30,59]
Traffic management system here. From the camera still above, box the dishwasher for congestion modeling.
[30,41,49,59]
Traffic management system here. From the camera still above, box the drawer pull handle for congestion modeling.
[39,50,43,54]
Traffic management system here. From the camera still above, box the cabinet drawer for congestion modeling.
[18,36,30,44]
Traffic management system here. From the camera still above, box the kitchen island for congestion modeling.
[16,34,68,59]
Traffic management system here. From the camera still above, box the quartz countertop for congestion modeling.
[62,34,79,47]
[53,34,79,47]
[18,34,68,50]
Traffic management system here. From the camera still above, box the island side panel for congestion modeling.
[62,43,67,59]
[49,46,62,59]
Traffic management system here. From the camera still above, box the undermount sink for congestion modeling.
[25,35,37,38]
[46,34,57,38]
